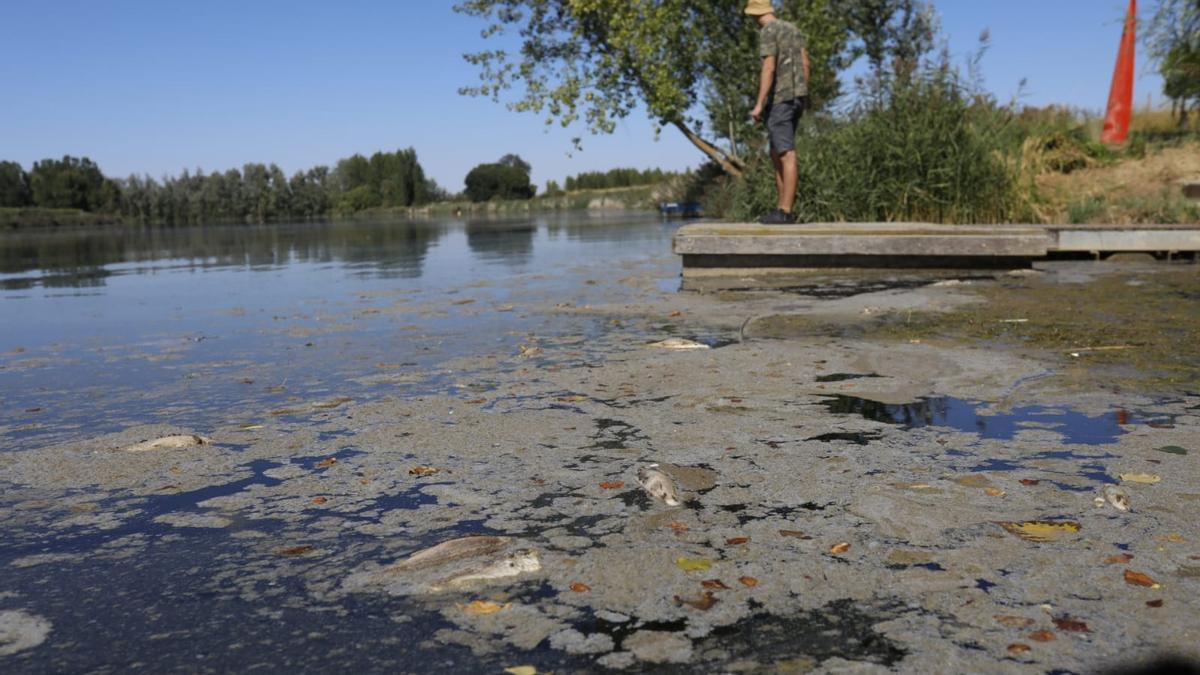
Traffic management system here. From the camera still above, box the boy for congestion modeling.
[746,0,810,224]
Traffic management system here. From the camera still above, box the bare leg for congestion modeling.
[779,150,797,213]
[771,152,784,209]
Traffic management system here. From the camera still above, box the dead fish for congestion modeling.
[121,434,211,453]
[638,464,682,506]
[1103,485,1131,512]
[386,536,511,574]
[433,550,542,590]
[648,338,710,351]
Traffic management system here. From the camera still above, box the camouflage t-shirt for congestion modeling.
[759,19,807,102]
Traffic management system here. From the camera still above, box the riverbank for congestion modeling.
[0,208,122,229]
[2,219,1197,672]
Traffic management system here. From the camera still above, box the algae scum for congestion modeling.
[2,218,1200,673]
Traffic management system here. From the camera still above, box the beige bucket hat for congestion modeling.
[745,0,774,16]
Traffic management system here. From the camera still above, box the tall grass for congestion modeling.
[722,56,1037,224]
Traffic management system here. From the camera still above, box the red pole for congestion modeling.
[1101,0,1137,144]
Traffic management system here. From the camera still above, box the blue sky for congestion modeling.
[0,1,1159,192]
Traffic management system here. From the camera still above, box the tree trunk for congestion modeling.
[671,120,745,177]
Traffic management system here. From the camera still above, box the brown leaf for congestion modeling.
[409,466,440,477]
[465,398,487,405]
[726,537,750,546]
[570,583,591,593]
[739,576,759,588]
[1052,617,1091,633]
[830,542,852,555]
[1019,479,1040,486]
[1146,599,1164,608]
[1028,631,1057,642]
[701,580,731,590]
[674,592,718,611]
[1123,570,1162,588]
[994,615,1036,628]
[1105,553,1135,564]
[667,521,690,532]
[984,488,1006,497]
[315,457,338,469]
[278,545,315,557]
[311,496,328,505]
[599,481,625,490]
[779,530,812,540]
[1007,643,1032,654]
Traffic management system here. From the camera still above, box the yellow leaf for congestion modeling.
[1156,533,1186,544]
[1119,473,1162,484]
[997,521,1082,543]
[675,557,712,572]
[459,600,510,616]
[504,667,537,675]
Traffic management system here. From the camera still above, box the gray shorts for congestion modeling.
[765,97,806,154]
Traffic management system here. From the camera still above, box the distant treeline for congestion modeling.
[1,149,445,225]
[549,167,676,195]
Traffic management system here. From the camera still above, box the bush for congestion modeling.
[726,56,1037,224]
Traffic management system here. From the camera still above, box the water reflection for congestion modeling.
[0,220,454,288]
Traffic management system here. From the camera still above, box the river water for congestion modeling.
[0,214,682,454]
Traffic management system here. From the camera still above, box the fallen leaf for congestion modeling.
[315,458,338,469]
[409,466,440,477]
[985,488,1006,497]
[779,530,812,540]
[599,481,625,490]
[460,600,510,616]
[311,496,328,505]
[557,395,588,403]
[674,592,718,611]
[504,668,537,675]
[830,542,852,555]
[739,576,759,587]
[1052,617,1091,633]
[1105,554,1135,564]
[1124,570,1162,588]
[994,615,1036,628]
[675,557,712,572]
[997,521,1082,543]
[1008,643,1032,654]
[668,522,690,532]
[570,583,591,593]
[1019,479,1041,486]
[1028,631,1057,642]
[702,579,731,590]
[1119,473,1162,484]
[726,537,750,546]
[1156,533,1186,544]
[1156,446,1189,456]
[669,311,683,318]
[465,398,487,405]
[278,545,314,556]
[239,424,264,430]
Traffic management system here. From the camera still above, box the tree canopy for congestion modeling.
[1145,0,1200,121]
[464,155,537,201]
[454,0,933,176]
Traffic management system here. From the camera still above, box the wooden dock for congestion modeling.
[674,222,1200,276]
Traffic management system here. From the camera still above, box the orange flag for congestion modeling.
[1101,0,1137,144]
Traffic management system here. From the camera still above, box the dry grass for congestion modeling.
[1036,140,1200,224]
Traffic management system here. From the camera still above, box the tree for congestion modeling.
[455,1,766,176]
[0,161,32,207]
[1145,0,1200,123]
[464,159,537,202]
[838,0,935,78]
[28,156,119,212]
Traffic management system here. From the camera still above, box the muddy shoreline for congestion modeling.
[2,254,1199,673]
